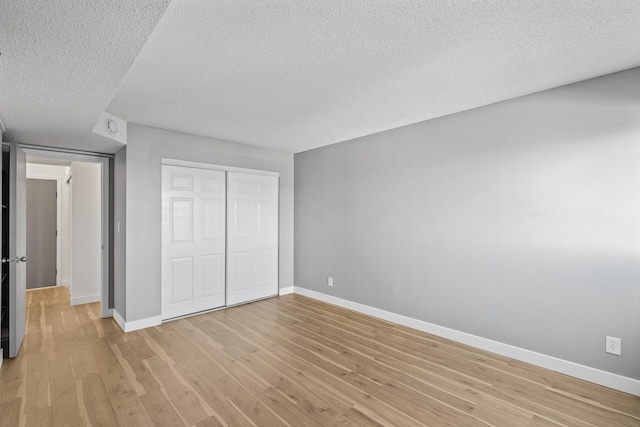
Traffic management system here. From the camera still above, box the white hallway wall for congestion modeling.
[70,161,102,305]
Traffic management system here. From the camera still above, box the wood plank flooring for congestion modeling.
[1,286,638,426]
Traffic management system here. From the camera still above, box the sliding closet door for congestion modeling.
[161,165,226,320]
[227,172,278,306]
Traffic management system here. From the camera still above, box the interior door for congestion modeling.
[227,172,278,306]
[9,141,27,357]
[162,165,226,320]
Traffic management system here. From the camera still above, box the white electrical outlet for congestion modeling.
[328,277,333,287]
[605,336,621,356]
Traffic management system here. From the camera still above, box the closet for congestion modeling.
[161,160,278,320]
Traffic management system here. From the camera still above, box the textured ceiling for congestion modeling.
[0,0,170,153]
[106,0,640,153]
[2,1,640,155]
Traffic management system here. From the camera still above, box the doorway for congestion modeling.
[24,163,70,291]
[1,144,112,359]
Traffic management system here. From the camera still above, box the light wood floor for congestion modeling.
[0,287,638,426]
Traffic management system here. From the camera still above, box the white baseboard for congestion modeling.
[113,309,161,333]
[0,349,3,370]
[293,286,640,397]
[279,286,294,296]
[70,293,101,306]
[113,310,125,331]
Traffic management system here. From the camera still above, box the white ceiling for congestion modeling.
[106,0,640,153]
[0,0,170,153]
[3,1,640,154]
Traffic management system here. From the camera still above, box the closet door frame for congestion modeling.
[162,159,280,180]
[161,158,280,315]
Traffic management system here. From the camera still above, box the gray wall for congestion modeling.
[114,147,126,316]
[123,124,294,322]
[295,68,640,379]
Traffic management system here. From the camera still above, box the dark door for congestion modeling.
[26,179,57,289]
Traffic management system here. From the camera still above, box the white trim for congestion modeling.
[279,286,294,296]
[113,310,162,333]
[162,305,227,323]
[70,293,101,306]
[102,308,113,318]
[0,350,3,370]
[19,144,113,159]
[126,316,162,332]
[113,309,126,331]
[293,286,640,397]
[161,158,280,177]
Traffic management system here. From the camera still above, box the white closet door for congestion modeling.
[162,165,226,320]
[227,172,278,306]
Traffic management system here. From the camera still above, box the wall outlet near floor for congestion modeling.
[327,277,333,287]
[605,336,621,356]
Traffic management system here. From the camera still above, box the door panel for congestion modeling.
[9,142,27,357]
[202,254,222,297]
[171,198,193,242]
[162,165,225,320]
[258,201,275,237]
[234,252,252,291]
[170,257,193,303]
[227,172,278,306]
[202,200,222,239]
[255,249,273,286]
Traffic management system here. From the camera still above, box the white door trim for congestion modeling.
[161,158,280,177]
